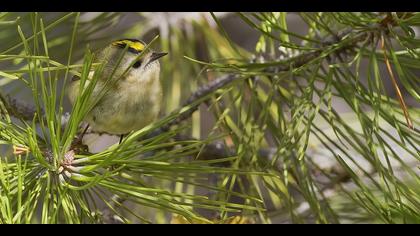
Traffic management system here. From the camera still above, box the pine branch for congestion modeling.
[158,74,239,133]
[0,21,394,160]
[154,27,375,133]
[0,92,41,121]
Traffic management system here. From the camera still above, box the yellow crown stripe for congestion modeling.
[112,39,145,52]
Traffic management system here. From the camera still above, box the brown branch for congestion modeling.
[155,28,371,135]
[1,25,373,133]
[158,74,240,133]
[0,93,41,121]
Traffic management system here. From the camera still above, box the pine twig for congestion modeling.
[0,93,41,121]
[158,74,239,133]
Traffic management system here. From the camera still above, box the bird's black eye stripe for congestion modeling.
[132,60,142,68]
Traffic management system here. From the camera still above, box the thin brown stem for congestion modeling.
[380,34,413,130]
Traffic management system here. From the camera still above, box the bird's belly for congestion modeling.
[87,84,162,135]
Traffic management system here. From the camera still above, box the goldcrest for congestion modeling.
[67,39,167,139]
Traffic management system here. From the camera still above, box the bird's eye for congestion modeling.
[132,60,142,68]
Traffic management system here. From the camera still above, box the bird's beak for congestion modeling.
[149,52,168,63]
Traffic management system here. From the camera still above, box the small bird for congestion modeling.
[67,39,167,143]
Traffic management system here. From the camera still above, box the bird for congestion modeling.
[67,38,167,143]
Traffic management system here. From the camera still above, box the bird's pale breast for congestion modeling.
[87,75,162,135]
